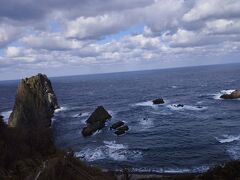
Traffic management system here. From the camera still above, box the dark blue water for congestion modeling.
[0,64,240,173]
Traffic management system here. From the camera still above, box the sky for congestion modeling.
[0,0,240,80]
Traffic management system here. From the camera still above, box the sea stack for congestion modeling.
[82,106,112,137]
[8,73,59,128]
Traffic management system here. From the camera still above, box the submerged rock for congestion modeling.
[110,121,124,130]
[8,73,59,128]
[82,106,111,137]
[152,98,164,105]
[220,90,240,99]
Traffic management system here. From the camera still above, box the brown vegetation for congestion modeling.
[0,116,114,180]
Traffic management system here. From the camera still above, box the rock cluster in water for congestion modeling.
[220,90,240,99]
[82,106,112,137]
[111,121,129,135]
[8,73,59,128]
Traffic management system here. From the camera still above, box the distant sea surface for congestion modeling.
[1,64,240,173]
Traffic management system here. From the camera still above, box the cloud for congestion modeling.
[5,46,22,57]
[0,0,240,80]
[21,32,84,50]
[0,24,21,48]
[64,14,129,40]
[183,0,240,22]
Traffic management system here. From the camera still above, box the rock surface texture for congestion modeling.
[82,106,112,137]
[220,90,240,99]
[114,125,129,136]
[152,98,165,105]
[8,73,59,128]
[110,121,124,130]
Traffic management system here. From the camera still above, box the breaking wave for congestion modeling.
[167,104,207,111]
[0,110,12,122]
[216,134,240,143]
[213,89,236,100]
[76,141,142,162]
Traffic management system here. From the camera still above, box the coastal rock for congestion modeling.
[220,90,240,99]
[110,121,124,130]
[8,73,59,128]
[82,106,112,137]
[152,98,164,105]
[114,125,129,136]
[116,125,129,132]
[173,104,184,107]
[0,115,5,128]
[82,122,105,137]
[86,106,111,124]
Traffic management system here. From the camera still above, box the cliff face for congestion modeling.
[8,74,59,128]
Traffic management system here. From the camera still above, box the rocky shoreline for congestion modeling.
[0,73,240,180]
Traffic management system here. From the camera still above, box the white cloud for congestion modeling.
[0,0,240,80]
[64,14,128,39]
[21,32,84,50]
[204,19,240,34]
[183,0,240,22]
[5,47,22,57]
[0,24,21,48]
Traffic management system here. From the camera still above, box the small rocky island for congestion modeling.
[220,90,240,99]
[82,106,129,136]
[152,98,165,105]
[82,106,112,137]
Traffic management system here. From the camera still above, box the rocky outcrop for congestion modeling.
[110,121,124,130]
[114,125,129,136]
[220,90,240,99]
[152,98,164,105]
[8,73,59,128]
[110,120,129,136]
[82,106,112,137]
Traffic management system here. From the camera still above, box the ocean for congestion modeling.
[0,63,240,173]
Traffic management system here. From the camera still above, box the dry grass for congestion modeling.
[0,117,114,180]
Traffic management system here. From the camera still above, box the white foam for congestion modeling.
[213,89,236,100]
[51,117,56,122]
[135,101,155,107]
[216,134,240,143]
[167,104,207,111]
[54,106,68,113]
[130,165,209,173]
[171,85,177,89]
[72,112,89,118]
[134,100,166,109]
[227,145,240,160]
[139,118,154,129]
[76,147,105,161]
[76,141,142,162]
[0,110,12,122]
[108,110,115,117]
